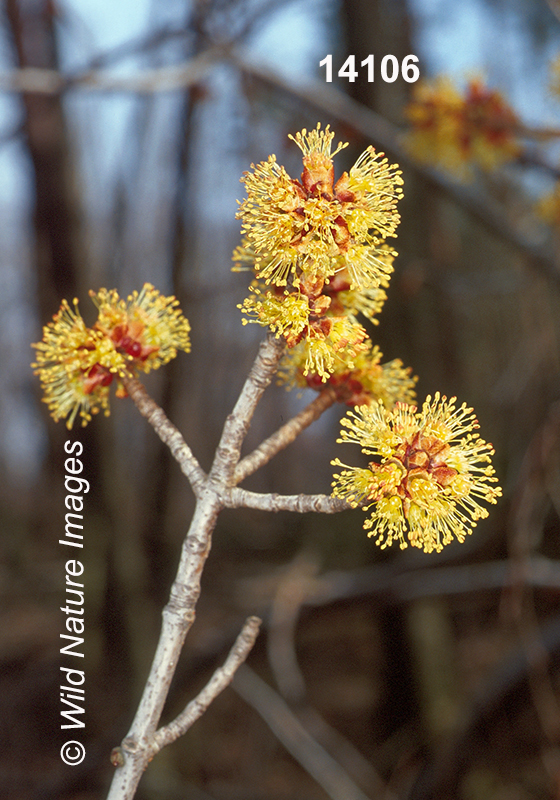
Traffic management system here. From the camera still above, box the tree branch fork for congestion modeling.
[107,335,350,799]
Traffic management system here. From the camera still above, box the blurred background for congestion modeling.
[3,0,560,798]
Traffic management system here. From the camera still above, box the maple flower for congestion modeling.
[91,283,191,374]
[32,284,191,429]
[550,54,560,98]
[239,279,368,381]
[279,343,417,409]
[31,299,124,429]
[237,243,393,382]
[234,242,392,328]
[331,393,501,553]
[320,256,393,326]
[236,123,403,290]
[405,76,520,178]
[537,181,560,227]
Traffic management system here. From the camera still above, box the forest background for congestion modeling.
[3,0,560,798]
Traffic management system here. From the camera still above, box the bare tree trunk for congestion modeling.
[5,0,83,321]
[341,0,412,123]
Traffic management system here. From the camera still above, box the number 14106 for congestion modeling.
[319,54,420,83]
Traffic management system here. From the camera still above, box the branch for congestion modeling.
[227,487,351,514]
[108,338,284,799]
[153,616,261,752]
[211,333,285,482]
[123,377,207,496]
[234,388,336,484]
[518,123,560,141]
[302,557,560,607]
[0,47,223,94]
[233,665,373,800]
[268,551,319,703]
[546,0,560,23]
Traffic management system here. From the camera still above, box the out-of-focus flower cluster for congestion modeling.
[405,76,521,179]
[533,56,560,231]
[550,54,560,99]
[32,284,190,428]
[332,394,501,553]
[235,123,414,408]
[537,182,560,227]
[405,64,560,234]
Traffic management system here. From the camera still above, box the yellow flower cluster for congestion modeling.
[235,124,500,549]
[537,182,560,227]
[405,76,521,179]
[235,123,408,391]
[550,54,560,98]
[331,394,501,553]
[278,342,417,410]
[32,284,190,428]
[237,125,402,290]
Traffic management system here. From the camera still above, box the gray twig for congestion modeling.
[227,487,351,514]
[153,616,261,751]
[233,664,374,800]
[211,334,285,483]
[0,47,223,94]
[123,376,207,497]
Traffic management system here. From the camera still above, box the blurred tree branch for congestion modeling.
[233,664,376,800]
[0,45,224,93]
[234,556,560,617]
